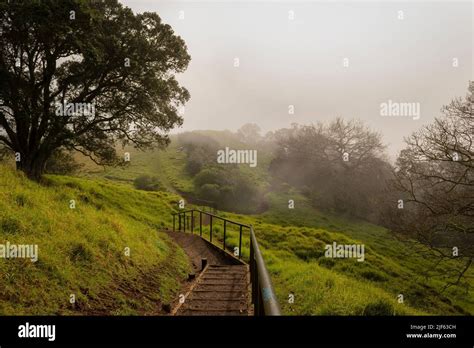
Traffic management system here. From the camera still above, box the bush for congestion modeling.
[194,166,261,213]
[318,257,336,269]
[362,300,394,315]
[1,216,23,234]
[178,132,219,175]
[185,147,216,175]
[45,149,83,175]
[69,243,93,263]
[360,270,388,282]
[133,175,161,191]
[198,183,221,202]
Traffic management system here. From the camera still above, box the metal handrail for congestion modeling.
[171,209,281,316]
[249,225,281,316]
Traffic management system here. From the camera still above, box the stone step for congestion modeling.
[207,265,247,270]
[189,291,247,300]
[182,301,246,311]
[194,284,248,292]
[201,277,247,283]
[179,309,247,316]
[205,271,247,275]
[197,280,247,285]
[205,268,247,273]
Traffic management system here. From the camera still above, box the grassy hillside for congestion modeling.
[193,207,473,316]
[25,130,474,316]
[0,164,190,315]
[7,131,474,315]
[76,131,273,195]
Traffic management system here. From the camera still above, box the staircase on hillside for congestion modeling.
[168,209,281,316]
[176,264,250,316]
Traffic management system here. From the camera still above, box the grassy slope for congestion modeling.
[77,131,272,195]
[223,205,474,316]
[75,133,474,316]
[0,164,190,315]
[204,207,472,316]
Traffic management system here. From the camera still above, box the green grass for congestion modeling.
[0,164,190,315]
[78,142,195,195]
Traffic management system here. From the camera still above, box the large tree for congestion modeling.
[269,119,390,220]
[389,82,473,287]
[0,0,190,180]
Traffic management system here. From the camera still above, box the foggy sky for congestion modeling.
[122,0,473,159]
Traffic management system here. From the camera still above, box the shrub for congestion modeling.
[362,300,394,315]
[45,149,83,175]
[194,166,261,213]
[1,216,23,234]
[198,183,220,202]
[133,175,161,191]
[318,257,336,269]
[69,243,93,263]
[360,270,388,282]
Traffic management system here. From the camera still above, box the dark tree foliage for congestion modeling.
[178,132,219,176]
[44,148,83,175]
[194,166,260,214]
[0,0,190,180]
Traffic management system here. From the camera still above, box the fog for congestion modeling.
[122,0,473,159]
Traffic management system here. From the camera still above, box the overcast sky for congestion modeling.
[122,0,472,158]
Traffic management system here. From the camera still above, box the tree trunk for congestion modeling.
[16,152,48,181]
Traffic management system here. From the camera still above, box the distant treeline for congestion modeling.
[268,118,391,223]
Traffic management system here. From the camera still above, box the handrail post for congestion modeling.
[210,215,213,243]
[239,225,242,259]
[178,214,181,231]
[184,212,186,233]
[191,210,194,234]
[199,211,202,236]
[223,220,226,250]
